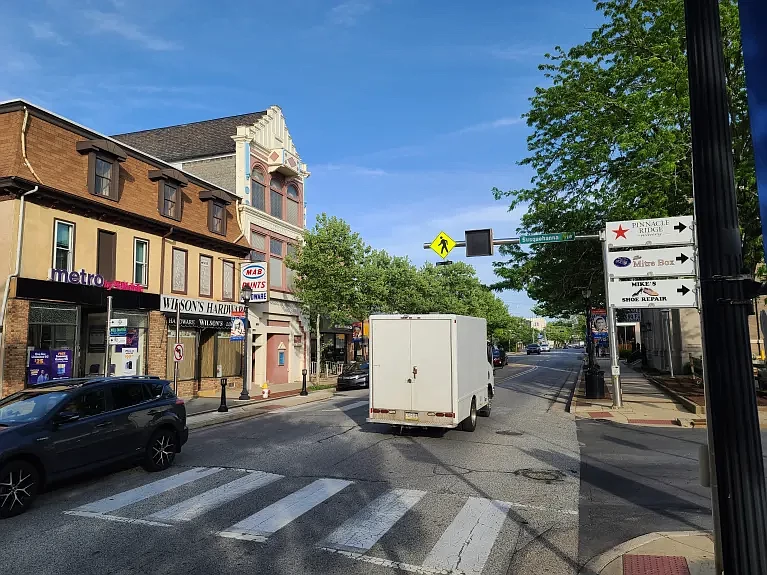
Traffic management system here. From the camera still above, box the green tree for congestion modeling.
[492,0,755,317]
[545,320,575,347]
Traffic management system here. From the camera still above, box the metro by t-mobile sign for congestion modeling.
[48,268,145,292]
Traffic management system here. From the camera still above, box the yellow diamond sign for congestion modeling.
[430,231,456,259]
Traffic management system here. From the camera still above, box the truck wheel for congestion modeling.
[478,396,491,417]
[461,398,477,432]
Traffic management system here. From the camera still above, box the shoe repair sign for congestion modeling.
[608,279,698,309]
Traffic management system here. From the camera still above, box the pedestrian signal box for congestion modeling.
[465,229,493,257]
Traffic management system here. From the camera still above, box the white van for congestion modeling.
[366,314,494,431]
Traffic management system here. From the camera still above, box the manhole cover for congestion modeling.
[514,468,566,483]
[496,430,523,436]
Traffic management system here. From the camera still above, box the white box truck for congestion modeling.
[367,314,494,431]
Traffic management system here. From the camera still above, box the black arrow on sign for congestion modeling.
[677,285,690,296]
[674,222,687,233]
[676,253,689,264]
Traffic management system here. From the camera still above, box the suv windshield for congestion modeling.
[0,389,70,424]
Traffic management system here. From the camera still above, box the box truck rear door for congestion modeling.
[371,318,413,411]
[411,318,452,413]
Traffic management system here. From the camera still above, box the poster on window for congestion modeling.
[27,350,51,386]
[122,348,138,376]
[51,349,73,380]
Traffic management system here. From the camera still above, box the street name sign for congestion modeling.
[608,278,698,309]
[429,231,456,259]
[606,216,694,248]
[519,232,575,245]
[607,246,696,278]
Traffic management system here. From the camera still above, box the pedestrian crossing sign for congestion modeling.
[430,231,456,259]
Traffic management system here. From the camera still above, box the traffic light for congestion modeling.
[465,229,493,257]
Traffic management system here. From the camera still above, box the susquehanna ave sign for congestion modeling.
[160,294,245,317]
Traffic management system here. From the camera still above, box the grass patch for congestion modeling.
[309,383,337,391]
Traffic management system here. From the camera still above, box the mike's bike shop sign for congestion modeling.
[741,0,767,260]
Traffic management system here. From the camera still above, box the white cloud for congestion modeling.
[452,116,523,135]
[327,0,374,27]
[29,22,69,45]
[317,163,388,177]
[83,10,178,51]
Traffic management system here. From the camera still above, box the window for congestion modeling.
[111,383,148,410]
[270,238,283,257]
[251,168,266,211]
[53,220,74,272]
[95,158,113,197]
[162,183,178,219]
[270,175,283,219]
[250,231,266,262]
[199,255,212,297]
[222,260,235,301]
[287,184,300,226]
[286,244,297,290]
[97,230,116,281]
[134,238,149,287]
[209,202,226,235]
[270,257,283,288]
[60,389,106,418]
[172,248,187,293]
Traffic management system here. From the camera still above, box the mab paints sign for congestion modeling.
[49,268,144,292]
[241,262,268,302]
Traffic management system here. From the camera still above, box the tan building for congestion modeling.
[0,100,251,398]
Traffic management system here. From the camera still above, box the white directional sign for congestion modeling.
[606,215,694,248]
[607,246,696,278]
[608,278,698,309]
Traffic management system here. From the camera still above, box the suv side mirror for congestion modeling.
[55,411,80,425]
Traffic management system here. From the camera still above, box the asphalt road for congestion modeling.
[1,350,585,575]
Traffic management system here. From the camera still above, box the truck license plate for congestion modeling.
[405,411,418,421]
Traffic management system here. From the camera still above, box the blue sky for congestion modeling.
[1,0,603,318]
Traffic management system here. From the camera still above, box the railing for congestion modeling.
[309,361,346,379]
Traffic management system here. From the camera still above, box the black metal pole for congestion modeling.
[684,1,767,572]
[218,378,228,412]
[300,368,308,396]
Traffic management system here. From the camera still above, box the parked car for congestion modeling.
[0,376,188,518]
[336,362,369,390]
[526,343,542,355]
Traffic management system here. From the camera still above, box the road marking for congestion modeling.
[322,488,426,552]
[146,470,283,523]
[322,400,369,412]
[63,510,173,527]
[73,467,223,514]
[320,547,453,575]
[218,478,352,542]
[498,366,538,383]
[422,497,511,575]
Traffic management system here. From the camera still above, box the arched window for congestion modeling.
[251,167,265,211]
[287,184,300,226]
[269,174,283,219]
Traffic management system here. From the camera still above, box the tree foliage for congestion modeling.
[287,214,523,337]
[493,0,756,317]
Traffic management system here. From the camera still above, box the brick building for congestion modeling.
[114,107,311,387]
[0,100,251,398]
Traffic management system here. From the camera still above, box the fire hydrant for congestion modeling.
[261,382,270,399]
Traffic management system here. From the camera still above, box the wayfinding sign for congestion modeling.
[519,232,575,245]
[606,216,694,248]
[609,278,698,309]
[607,246,696,278]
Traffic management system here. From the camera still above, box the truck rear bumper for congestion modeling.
[366,418,458,429]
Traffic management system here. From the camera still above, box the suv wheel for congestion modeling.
[143,428,177,472]
[0,460,40,518]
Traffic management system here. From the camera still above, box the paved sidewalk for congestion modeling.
[570,361,692,427]
[581,531,714,574]
[186,381,308,416]
[186,389,336,430]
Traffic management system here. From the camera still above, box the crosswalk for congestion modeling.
[62,466,577,575]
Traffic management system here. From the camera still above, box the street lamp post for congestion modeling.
[582,288,594,371]
[239,284,253,401]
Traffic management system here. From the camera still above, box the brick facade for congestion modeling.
[148,311,167,376]
[2,297,29,397]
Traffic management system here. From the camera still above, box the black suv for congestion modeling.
[0,376,188,518]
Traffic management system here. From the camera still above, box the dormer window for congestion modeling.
[76,139,127,202]
[199,189,233,236]
[149,168,188,221]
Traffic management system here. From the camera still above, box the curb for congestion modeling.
[187,390,335,430]
[578,531,710,574]
[646,376,705,415]
[565,363,583,413]
[185,388,310,417]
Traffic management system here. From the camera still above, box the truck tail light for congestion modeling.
[435,412,455,418]
[372,408,381,413]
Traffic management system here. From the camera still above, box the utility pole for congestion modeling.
[684,0,767,572]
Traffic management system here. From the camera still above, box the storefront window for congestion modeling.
[217,332,242,377]
[27,303,78,384]
[167,329,198,381]
[109,311,149,377]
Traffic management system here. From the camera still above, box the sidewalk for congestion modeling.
[185,388,336,430]
[581,531,714,574]
[186,381,309,416]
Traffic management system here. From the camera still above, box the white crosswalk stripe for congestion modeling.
[322,489,426,552]
[322,400,369,412]
[217,478,353,542]
[71,467,223,515]
[146,470,283,523]
[422,497,512,575]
